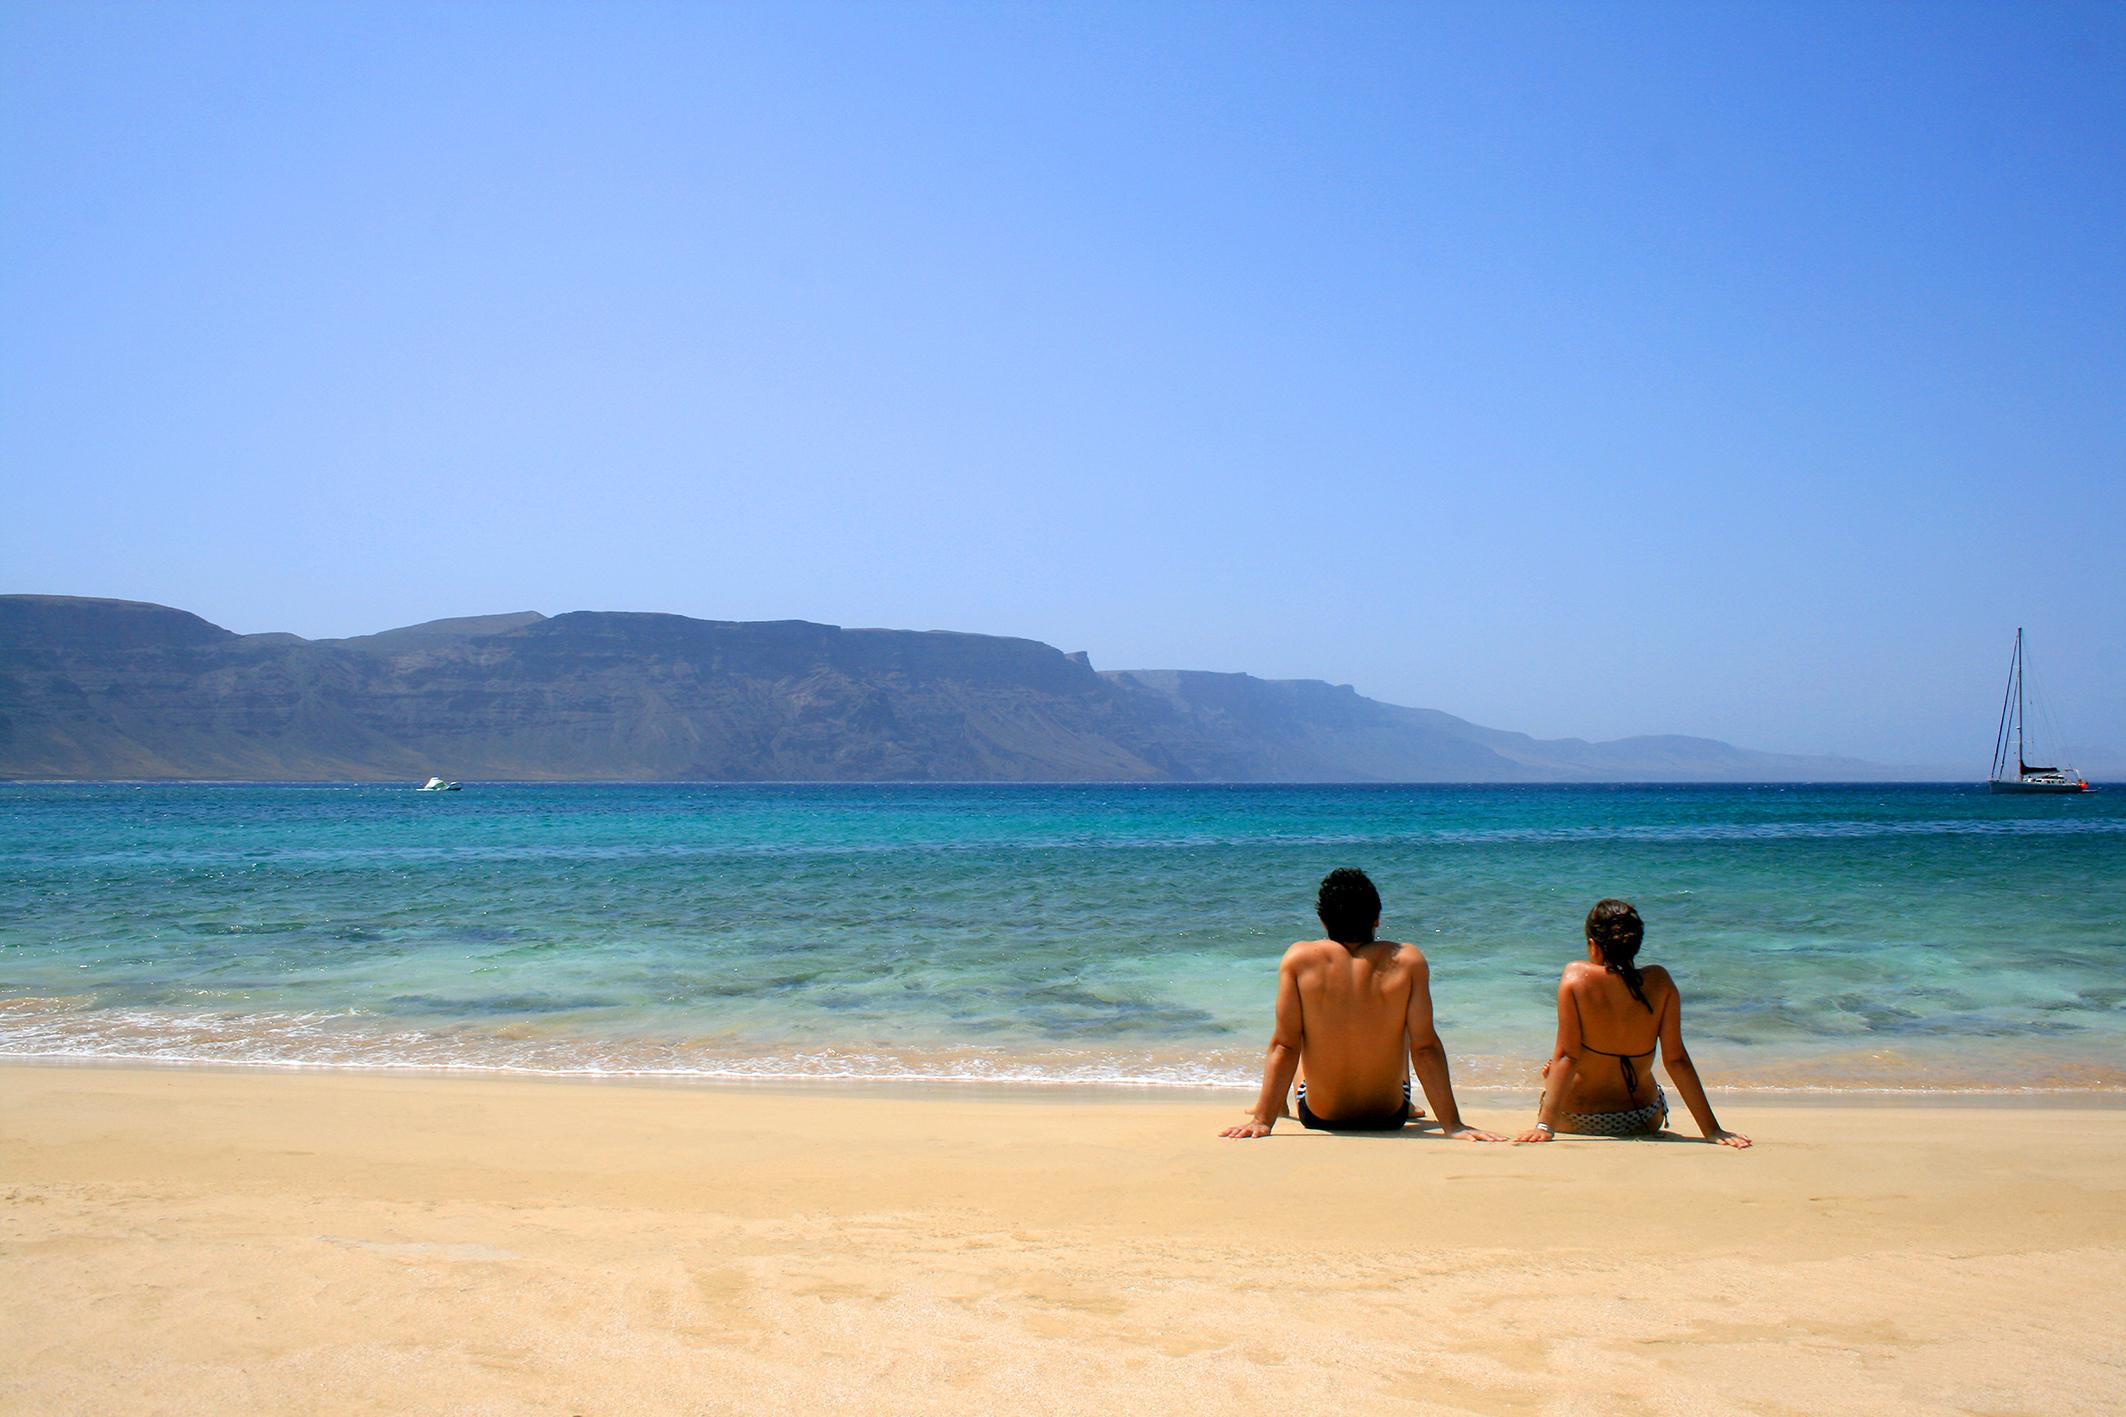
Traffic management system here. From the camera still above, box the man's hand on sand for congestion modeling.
[1442,1124,1505,1142]
[1219,1119,1274,1139]
[1706,1128,1752,1148]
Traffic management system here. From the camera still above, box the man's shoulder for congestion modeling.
[1282,938,1423,969]
[1281,938,1338,968]
[1380,940,1428,971]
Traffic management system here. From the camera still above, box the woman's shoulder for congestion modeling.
[1561,958,1676,997]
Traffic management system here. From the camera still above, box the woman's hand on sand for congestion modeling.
[1513,1126,1556,1144]
[1219,1119,1274,1139]
[1706,1128,1752,1148]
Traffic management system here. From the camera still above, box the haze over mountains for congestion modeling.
[0,596,1898,783]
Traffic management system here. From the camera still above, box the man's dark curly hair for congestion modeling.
[1316,867,1382,945]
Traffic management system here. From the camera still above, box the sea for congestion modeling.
[1,783,2120,1094]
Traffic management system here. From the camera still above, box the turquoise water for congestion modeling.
[1,783,2120,1091]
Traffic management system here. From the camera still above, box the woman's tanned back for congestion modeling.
[1560,960,1674,1109]
[1515,897,1750,1148]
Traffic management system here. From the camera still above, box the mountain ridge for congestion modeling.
[0,595,1898,782]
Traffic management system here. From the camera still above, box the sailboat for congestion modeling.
[1989,629,2091,794]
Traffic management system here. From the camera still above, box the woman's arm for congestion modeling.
[1516,974,1581,1143]
[1220,955,1303,1138]
[1657,975,1750,1148]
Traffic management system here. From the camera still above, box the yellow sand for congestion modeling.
[2,1066,2120,1415]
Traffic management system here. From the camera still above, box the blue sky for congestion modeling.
[3,3,2121,767]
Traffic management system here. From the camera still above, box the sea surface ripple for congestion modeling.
[2,782,2120,1093]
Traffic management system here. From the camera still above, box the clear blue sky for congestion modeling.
[4,3,2121,768]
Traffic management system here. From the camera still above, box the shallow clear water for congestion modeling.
[2,783,2120,1091]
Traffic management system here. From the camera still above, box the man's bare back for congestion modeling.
[1282,937,1423,1121]
[1220,868,1500,1141]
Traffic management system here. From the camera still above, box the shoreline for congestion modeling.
[5,1062,2121,1413]
[5,1051,2126,1106]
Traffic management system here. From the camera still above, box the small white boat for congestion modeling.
[416,776,463,792]
[1988,630,2091,794]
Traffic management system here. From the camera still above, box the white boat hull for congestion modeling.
[1988,777,2090,794]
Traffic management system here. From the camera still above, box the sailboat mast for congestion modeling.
[2015,627,2026,774]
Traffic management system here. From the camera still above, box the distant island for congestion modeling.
[0,595,1897,782]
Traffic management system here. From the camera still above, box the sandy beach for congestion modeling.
[2,1065,2120,1415]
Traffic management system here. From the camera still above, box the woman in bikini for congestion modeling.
[1515,898,1750,1147]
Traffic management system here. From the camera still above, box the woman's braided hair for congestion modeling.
[1585,898,1651,1013]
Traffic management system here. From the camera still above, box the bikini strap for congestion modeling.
[1577,1043,1653,1096]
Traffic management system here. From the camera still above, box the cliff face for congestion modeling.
[0,596,1886,782]
[326,612,1175,781]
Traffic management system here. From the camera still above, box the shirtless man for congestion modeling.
[1219,868,1501,1140]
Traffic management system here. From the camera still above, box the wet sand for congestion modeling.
[3,1065,2120,1414]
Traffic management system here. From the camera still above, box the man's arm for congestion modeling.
[1219,953,1304,1139]
[1406,950,1501,1142]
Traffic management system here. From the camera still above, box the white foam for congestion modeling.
[2,997,2120,1096]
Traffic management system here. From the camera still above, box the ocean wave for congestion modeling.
[3,997,2120,1095]
[14,812,2119,871]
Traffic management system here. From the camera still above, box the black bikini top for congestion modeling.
[1579,1042,1654,1097]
